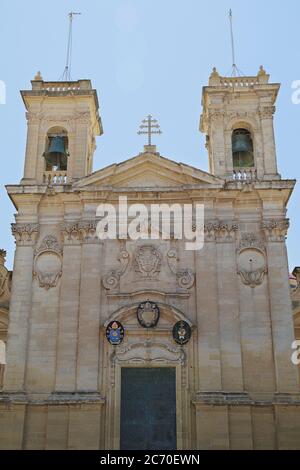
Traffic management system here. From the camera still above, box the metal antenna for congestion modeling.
[137,115,162,147]
[61,12,81,81]
[228,9,244,77]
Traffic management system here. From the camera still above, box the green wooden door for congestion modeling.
[120,367,177,450]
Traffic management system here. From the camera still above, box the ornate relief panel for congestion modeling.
[134,245,161,279]
[33,235,63,290]
[102,241,195,294]
[237,233,267,288]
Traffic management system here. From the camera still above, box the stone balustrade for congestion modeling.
[43,171,68,185]
[232,167,257,181]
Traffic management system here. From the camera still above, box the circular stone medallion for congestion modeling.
[106,321,124,345]
[137,301,160,328]
[172,321,192,345]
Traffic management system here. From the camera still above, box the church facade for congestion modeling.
[0,68,300,450]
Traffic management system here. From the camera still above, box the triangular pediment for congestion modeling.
[73,151,224,190]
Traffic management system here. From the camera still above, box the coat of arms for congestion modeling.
[134,245,161,278]
[106,321,125,345]
[137,301,160,328]
[172,321,192,345]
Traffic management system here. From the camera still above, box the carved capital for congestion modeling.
[77,221,98,243]
[209,110,225,122]
[60,222,81,243]
[262,219,289,242]
[11,223,39,246]
[60,220,101,244]
[74,111,91,125]
[203,221,239,243]
[26,112,43,124]
[259,106,276,120]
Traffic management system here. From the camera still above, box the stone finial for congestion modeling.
[209,67,221,86]
[0,249,6,266]
[293,267,300,285]
[257,65,269,84]
[34,71,43,81]
[258,65,266,76]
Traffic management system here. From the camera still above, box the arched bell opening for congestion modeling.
[232,128,254,168]
[43,127,69,172]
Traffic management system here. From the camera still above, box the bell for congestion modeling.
[232,132,253,154]
[44,136,68,170]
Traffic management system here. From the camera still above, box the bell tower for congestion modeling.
[200,67,280,180]
[21,72,103,185]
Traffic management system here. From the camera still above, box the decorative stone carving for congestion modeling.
[11,223,39,245]
[60,222,80,242]
[26,112,44,124]
[237,248,267,288]
[45,185,57,197]
[110,338,186,386]
[102,250,130,291]
[77,221,98,243]
[0,251,8,297]
[36,235,61,255]
[134,245,162,279]
[0,250,6,267]
[238,233,265,252]
[33,235,62,290]
[209,110,225,121]
[60,220,100,244]
[167,250,195,289]
[238,267,267,288]
[262,219,290,242]
[137,301,160,328]
[197,221,239,242]
[259,106,276,120]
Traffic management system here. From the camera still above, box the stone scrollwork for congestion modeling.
[177,270,195,289]
[33,235,63,290]
[102,250,130,291]
[167,250,195,290]
[238,267,267,289]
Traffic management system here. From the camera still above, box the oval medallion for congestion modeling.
[172,321,191,345]
[106,321,124,345]
[137,301,160,328]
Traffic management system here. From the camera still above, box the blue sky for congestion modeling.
[0,0,299,270]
